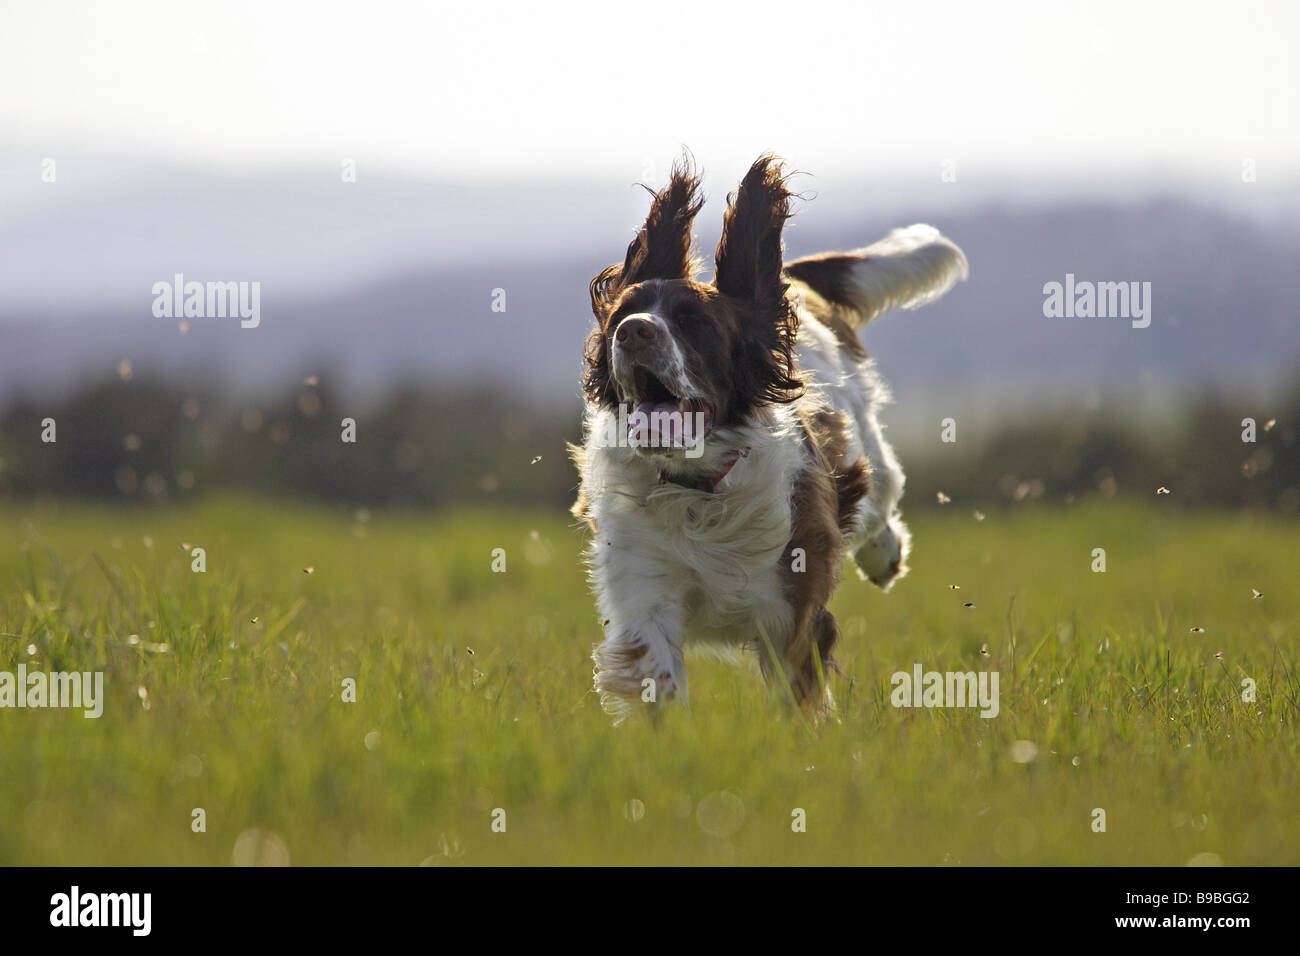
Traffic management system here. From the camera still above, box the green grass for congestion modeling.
[0,496,1296,865]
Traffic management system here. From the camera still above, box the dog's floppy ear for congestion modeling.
[713,154,802,410]
[713,153,793,310]
[590,154,704,318]
[585,155,703,407]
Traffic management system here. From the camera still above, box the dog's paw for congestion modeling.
[853,522,910,591]
[593,639,684,719]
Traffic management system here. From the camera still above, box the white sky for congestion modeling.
[0,0,1296,182]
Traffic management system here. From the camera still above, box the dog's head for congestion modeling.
[583,154,802,461]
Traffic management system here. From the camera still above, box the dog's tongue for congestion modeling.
[630,401,708,448]
[636,400,675,420]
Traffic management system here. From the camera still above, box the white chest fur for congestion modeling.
[579,405,805,648]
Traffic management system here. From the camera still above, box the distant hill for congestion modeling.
[3,167,1298,423]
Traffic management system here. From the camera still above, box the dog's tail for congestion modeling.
[783,225,968,330]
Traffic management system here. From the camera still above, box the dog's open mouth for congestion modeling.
[621,366,712,450]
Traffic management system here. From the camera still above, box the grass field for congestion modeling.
[0,496,1296,866]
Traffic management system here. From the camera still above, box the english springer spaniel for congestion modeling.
[572,154,968,717]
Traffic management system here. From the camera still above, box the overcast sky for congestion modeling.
[1,0,1296,184]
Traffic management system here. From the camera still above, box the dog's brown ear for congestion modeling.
[714,154,802,411]
[713,153,792,310]
[590,154,704,317]
[585,155,703,407]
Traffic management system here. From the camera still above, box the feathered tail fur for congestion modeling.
[783,224,968,329]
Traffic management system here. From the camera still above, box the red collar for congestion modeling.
[658,450,744,493]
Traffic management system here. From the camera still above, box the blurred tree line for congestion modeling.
[0,378,578,510]
[0,374,1296,513]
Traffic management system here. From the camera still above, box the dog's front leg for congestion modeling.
[589,543,687,718]
[756,594,837,715]
[593,614,686,719]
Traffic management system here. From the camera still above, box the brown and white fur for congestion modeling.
[572,154,968,717]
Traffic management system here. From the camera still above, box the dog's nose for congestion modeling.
[614,314,659,353]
